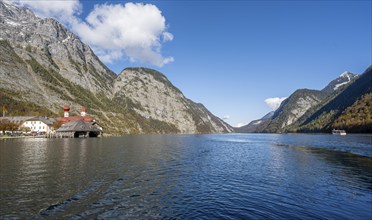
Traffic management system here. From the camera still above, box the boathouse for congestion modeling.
[56,105,102,138]
[56,119,102,138]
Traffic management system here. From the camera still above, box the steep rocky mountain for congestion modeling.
[112,68,233,133]
[0,2,233,134]
[239,70,360,133]
[0,2,116,95]
[264,89,326,133]
[261,111,275,120]
[295,66,372,133]
[268,71,359,133]
[235,111,273,133]
[321,71,357,96]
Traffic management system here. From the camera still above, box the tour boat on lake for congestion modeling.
[332,129,346,135]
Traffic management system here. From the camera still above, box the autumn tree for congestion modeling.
[0,120,20,134]
[52,120,63,130]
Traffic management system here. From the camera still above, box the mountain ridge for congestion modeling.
[296,67,371,133]
[237,69,369,133]
[0,1,233,134]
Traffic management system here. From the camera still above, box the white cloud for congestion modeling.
[8,0,81,23]
[162,32,174,42]
[72,2,174,66]
[8,1,174,67]
[264,97,287,110]
[236,122,247,127]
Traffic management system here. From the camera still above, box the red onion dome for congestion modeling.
[63,105,70,111]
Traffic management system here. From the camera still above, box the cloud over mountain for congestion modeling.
[7,0,173,67]
[7,0,81,23]
[264,97,287,110]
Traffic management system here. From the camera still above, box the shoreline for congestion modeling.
[0,135,47,139]
[1,132,371,140]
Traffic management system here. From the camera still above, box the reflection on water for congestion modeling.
[0,134,371,219]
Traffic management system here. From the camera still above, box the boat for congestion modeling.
[332,129,346,135]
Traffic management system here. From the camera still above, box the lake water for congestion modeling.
[0,134,371,219]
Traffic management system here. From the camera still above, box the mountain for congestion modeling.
[261,111,275,120]
[235,111,273,133]
[332,93,372,133]
[239,70,361,133]
[0,2,116,95]
[321,71,358,96]
[0,2,233,134]
[264,89,326,133]
[295,67,372,133]
[112,67,233,133]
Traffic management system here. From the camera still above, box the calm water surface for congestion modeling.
[0,134,371,219]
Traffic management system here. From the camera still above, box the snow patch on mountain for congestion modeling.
[334,81,349,90]
[340,71,351,78]
[334,72,353,91]
[253,120,262,125]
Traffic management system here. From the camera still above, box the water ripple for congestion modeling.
[0,134,371,219]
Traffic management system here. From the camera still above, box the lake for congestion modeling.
[0,134,371,219]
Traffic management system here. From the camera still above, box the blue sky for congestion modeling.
[11,0,372,126]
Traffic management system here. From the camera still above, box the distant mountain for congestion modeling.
[295,66,371,133]
[264,89,326,133]
[321,71,358,96]
[239,69,363,133]
[0,2,233,134]
[261,111,275,120]
[235,111,273,133]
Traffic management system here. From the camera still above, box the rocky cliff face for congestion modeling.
[0,2,233,134]
[321,71,357,96]
[240,70,361,133]
[265,89,325,132]
[296,67,371,133]
[113,68,233,133]
[0,2,116,96]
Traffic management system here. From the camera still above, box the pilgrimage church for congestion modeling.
[56,106,102,138]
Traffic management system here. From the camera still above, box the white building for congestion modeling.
[21,117,56,134]
[0,116,34,135]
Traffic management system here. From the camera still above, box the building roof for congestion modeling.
[60,116,94,124]
[26,116,57,125]
[0,116,58,125]
[0,116,35,124]
[56,120,101,132]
